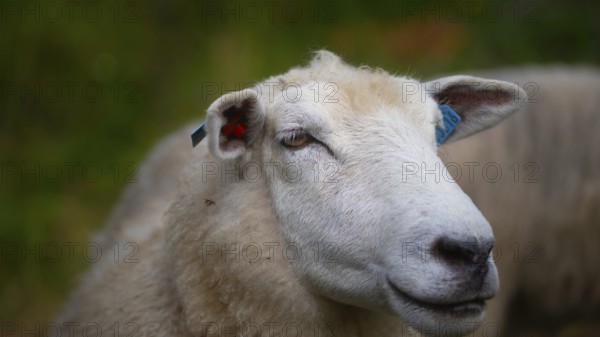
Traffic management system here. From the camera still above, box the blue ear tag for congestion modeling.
[191,122,207,147]
[435,105,462,145]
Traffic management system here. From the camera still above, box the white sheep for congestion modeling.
[58,51,526,337]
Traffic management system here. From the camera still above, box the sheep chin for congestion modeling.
[386,280,488,337]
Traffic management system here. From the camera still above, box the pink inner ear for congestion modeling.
[437,85,514,108]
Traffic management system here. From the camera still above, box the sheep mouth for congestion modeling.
[388,280,487,317]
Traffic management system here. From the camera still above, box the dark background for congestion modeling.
[1,0,599,325]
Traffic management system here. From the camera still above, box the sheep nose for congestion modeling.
[432,237,494,275]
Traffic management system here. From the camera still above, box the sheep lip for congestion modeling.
[388,280,487,316]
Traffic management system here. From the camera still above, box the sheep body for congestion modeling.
[443,66,600,334]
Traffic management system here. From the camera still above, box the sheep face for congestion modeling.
[204,52,525,337]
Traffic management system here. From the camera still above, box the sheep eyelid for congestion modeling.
[278,130,335,156]
[279,130,313,148]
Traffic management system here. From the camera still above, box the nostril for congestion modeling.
[476,261,489,276]
[434,237,474,265]
[433,237,493,268]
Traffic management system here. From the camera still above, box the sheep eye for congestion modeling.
[282,132,311,148]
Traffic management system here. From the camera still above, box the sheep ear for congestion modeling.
[425,75,527,143]
[205,89,265,160]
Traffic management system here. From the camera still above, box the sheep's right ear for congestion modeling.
[205,89,265,160]
[425,75,526,143]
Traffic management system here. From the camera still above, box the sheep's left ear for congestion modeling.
[204,89,265,160]
[425,75,527,143]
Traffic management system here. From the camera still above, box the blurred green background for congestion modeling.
[1,0,599,327]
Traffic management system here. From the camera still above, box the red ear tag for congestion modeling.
[233,123,247,138]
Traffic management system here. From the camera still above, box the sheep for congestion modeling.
[442,66,600,336]
[57,51,527,337]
